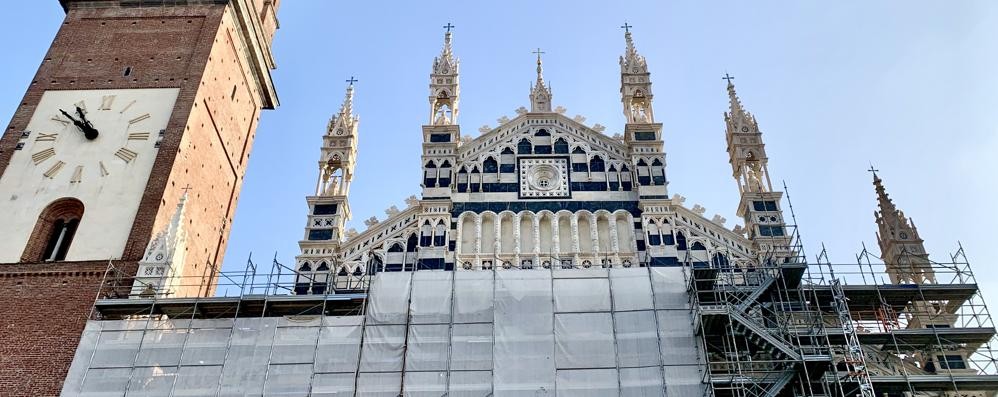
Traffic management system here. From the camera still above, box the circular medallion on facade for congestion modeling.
[526,163,562,192]
[155,253,164,261]
[336,128,344,135]
[741,126,750,132]
[899,231,908,240]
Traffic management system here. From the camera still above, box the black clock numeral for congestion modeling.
[128,132,151,140]
[115,148,138,163]
[99,161,109,177]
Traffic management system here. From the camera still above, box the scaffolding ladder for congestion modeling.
[830,278,876,397]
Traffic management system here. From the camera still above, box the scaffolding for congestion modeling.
[65,228,998,397]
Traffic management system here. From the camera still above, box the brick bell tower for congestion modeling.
[0,1,279,395]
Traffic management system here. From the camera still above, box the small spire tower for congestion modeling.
[529,48,553,112]
[294,81,361,293]
[618,25,668,201]
[723,76,791,263]
[429,23,460,126]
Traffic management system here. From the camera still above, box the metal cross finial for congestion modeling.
[181,184,194,194]
[345,76,358,86]
[532,48,546,57]
[620,22,633,33]
[443,23,455,32]
[722,73,735,84]
[868,164,879,175]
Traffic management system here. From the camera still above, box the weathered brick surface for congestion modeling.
[0,261,123,396]
[0,1,279,395]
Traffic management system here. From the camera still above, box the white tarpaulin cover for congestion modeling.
[61,268,702,396]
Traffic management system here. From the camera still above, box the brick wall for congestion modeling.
[0,261,129,397]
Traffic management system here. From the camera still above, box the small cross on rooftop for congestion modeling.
[345,76,358,86]
[722,73,735,84]
[620,22,633,33]
[443,23,455,33]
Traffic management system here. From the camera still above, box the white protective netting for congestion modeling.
[62,267,702,396]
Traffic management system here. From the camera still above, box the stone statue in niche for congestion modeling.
[433,103,451,125]
[745,163,765,192]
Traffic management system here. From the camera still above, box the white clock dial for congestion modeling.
[0,88,179,263]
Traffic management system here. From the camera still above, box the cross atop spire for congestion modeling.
[345,76,358,86]
[533,47,546,69]
[722,73,735,85]
[433,25,458,73]
[620,25,647,73]
[868,163,880,178]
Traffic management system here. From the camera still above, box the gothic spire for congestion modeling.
[432,25,458,76]
[725,74,750,121]
[872,170,911,231]
[619,23,647,73]
[723,74,759,135]
[529,48,552,112]
[329,80,359,133]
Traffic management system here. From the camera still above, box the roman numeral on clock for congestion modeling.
[119,100,136,114]
[32,148,56,164]
[100,95,116,111]
[70,166,83,183]
[50,116,70,127]
[35,133,58,142]
[128,113,151,125]
[99,161,109,177]
[128,132,150,140]
[43,161,66,178]
[114,148,138,163]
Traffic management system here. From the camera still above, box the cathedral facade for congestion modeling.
[294,28,789,292]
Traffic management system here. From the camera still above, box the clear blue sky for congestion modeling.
[3,2,998,295]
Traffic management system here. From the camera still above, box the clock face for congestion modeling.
[0,88,179,263]
[17,89,175,185]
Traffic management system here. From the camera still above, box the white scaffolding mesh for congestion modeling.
[62,267,702,396]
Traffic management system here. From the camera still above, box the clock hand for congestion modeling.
[59,108,99,140]
[74,106,99,140]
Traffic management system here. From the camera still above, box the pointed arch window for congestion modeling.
[589,156,606,172]
[483,157,498,173]
[424,160,438,188]
[439,160,452,187]
[434,221,447,246]
[299,262,312,272]
[406,233,419,252]
[517,138,533,154]
[652,158,665,185]
[317,262,330,271]
[691,241,707,251]
[457,167,469,193]
[500,148,516,173]
[554,138,569,154]
[23,198,84,262]
[676,231,688,251]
